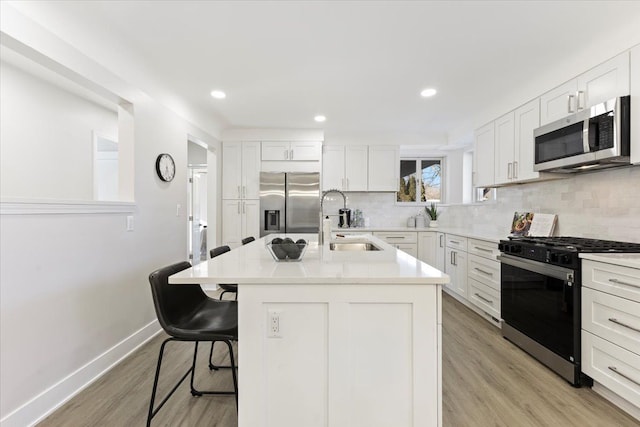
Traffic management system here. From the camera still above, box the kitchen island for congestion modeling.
[169,233,449,427]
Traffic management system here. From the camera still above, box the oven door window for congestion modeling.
[535,121,584,164]
[501,263,574,361]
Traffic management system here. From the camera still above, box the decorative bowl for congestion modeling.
[266,238,308,262]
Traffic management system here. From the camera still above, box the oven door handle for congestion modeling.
[497,254,575,282]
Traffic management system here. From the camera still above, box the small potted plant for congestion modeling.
[425,203,439,228]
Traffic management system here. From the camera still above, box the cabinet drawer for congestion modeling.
[582,331,640,408]
[582,287,640,356]
[468,278,500,319]
[395,243,418,258]
[583,260,640,302]
[445,234,467,251]
[467,238,500,260]
[468,254,500,291]
[373,232,417,244]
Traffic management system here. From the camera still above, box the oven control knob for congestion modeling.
[549,252,558,263]
[560,254,572,265]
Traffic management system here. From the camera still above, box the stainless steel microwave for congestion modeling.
[533,95,630,173]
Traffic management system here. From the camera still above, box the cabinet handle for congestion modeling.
[242,186,246,198]
[474,267,493,277]
[513,161,518,179]
[386,236,406,239]
[474,293,494,304]
[507,162,512,179]
[577,90,585,111]
[440,235,444,248]
[290,149,294,159]
[242,201,246,214]
[608,318,640,333]
[237,185,241,199]
[474,246,493,253]
[450,251,455,265]
[284,149,289,160]
[608,278,640,289]
[453,251,457,266]
[449,240,460,244]
[568,94,576,113]
[608,366,640,387]
[237,201,240,214]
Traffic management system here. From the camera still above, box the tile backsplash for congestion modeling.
[344,166,640,243]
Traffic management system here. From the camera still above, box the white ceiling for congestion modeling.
[7,1,640,146]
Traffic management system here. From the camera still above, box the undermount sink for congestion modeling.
[329,242,381,251]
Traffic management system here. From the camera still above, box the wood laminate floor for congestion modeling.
[38,292,639,426]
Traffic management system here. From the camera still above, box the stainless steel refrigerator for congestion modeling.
[260,172,320,237]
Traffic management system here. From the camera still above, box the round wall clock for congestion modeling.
[155,153,175,182]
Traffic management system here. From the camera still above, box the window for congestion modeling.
[397,158,443,204]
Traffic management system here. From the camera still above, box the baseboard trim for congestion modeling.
[0,320,161,427]
[592,381,640,421]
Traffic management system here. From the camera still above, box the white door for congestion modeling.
[222,142,242,199]
[322,145,345,190]
[577,52,629,109]
[540,79,578,125]
[494,112,515,185]
[514,99,541,182]
[242,199,261,242]
[473,122,495,188]
[290,141,321,161]
[242,142,261,199]
[261,141,289,161]
[222,199,242,248]
[368,145,398,191]
[418,232,437,266]
[345,145,368,191]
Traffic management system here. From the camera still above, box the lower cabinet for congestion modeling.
[418,232,438,266]
[582,259,640,412]
[445,246,467,298]
[373,231,417,257]
[222,199,260,248]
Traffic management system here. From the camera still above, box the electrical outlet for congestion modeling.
[126,215,134,231]
[267,310,282,338]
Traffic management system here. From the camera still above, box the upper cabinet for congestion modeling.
[322,145,368,191]
[261,141,321,161]
[540,52,630,125]
[322,144,398,192]
[473,122,495,188]
[222,141,261,199]
[494,99,541,185]
[368,145,399,191]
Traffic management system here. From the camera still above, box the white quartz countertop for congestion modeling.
[579,253,640,269]
[169,233,449,285]
[333,226,505,244]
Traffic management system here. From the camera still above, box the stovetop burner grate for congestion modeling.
[508,236,640,252]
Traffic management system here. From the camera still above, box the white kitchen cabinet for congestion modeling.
[418,232,438,266]
[581,257,640,414]
[222,199,259,248]
[435,232,446,272]
[445,246,467,298]
[373,231,417,256]
[222,142,260,199]
[494,99,543,185]
[368,145,399,191]
[473,122,495,188]
[262,141,321,161]
[494,111,515,185]
[322,145,368,191]
[540,52,630,125]
[445,234,468,298]
[631,45,640,165]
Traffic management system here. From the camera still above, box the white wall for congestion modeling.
[0,8,223,427]
[0,59,118,200]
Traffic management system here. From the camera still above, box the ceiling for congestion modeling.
[6,1,640,146]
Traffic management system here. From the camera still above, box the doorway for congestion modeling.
[187,140,209,265]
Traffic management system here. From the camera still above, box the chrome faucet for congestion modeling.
[319,189,347,245]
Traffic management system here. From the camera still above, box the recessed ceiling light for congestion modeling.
[314,115,326,122]
[420,88,437,98]
[210,90,226,99]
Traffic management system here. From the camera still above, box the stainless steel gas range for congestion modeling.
[498,237,640,386]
